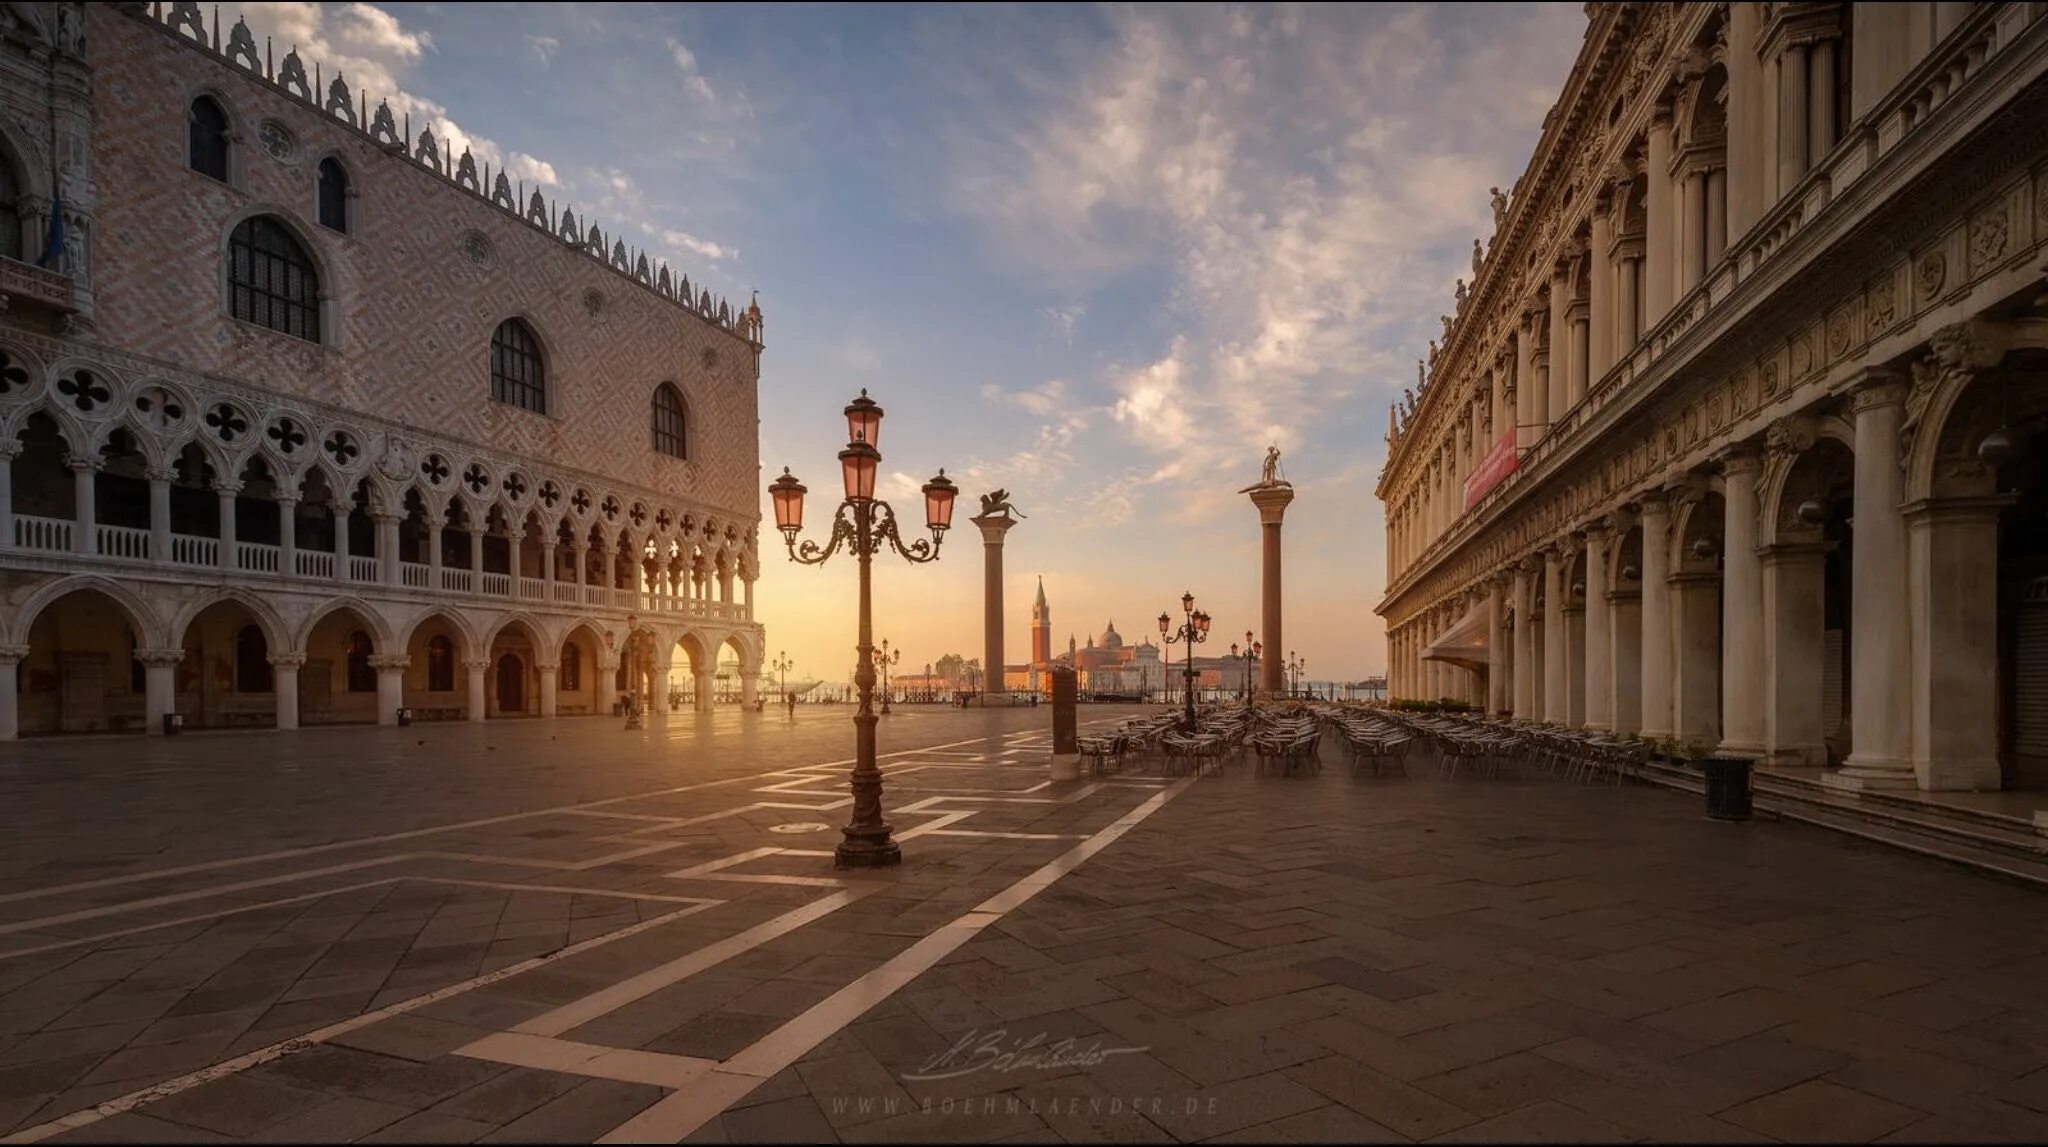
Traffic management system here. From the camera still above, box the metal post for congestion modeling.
[839,499,899,867]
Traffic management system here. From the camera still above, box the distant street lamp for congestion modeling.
[1158,591,1211,732]
[768,390,958,869]
[1287,651,1304,698]
[1231,631,1262,701]
[874,639,900,715]
[771,650,794,703]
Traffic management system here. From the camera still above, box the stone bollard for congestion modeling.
[1048,667,1081,780]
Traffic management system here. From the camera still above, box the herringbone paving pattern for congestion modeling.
[7,717,2048,1142]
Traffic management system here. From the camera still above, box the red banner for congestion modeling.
[1464,427,1517,510]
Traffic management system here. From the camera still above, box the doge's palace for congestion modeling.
[0,2,768,736]
[1379,2,2048,793]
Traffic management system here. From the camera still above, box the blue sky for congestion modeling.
[229,2,1586,683]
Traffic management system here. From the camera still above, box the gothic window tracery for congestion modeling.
[490,319,546,413]
[0,155,20,262]
[228,216,321,342]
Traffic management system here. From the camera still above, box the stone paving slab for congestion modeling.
[8,716,2048,1141]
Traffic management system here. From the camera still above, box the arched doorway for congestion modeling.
[301,605,382,724]
[177,598,280,729]
[496,653,525,714]
[18,586,153,734]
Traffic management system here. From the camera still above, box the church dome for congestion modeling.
[1100,620,1124,650]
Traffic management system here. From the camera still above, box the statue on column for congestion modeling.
[1239,445,1291,493]
[976,489,1025,519]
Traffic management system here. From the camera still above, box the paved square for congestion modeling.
[4,710,2048,1142]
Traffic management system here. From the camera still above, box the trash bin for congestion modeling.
[1703,754,1753,821]
[396,707,413,727]
[162,712,184,735]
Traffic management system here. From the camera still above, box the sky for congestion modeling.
[222,2,1588,684]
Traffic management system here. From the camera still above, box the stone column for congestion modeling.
[1706,168,1728,265]
[570,543,586,601]
[1836,376,1914,789]
[506,528,524,591]
[1542,546,1565,722]
[1761,541,1831,767]
[425,515,444,587]
[69,454,98,555]
[276,496,298,578]
[1671,570,1723,746]
[370,654,409,725]
[741,670,759,709]
[1589,202,1614,381]
[1638,492,1674,739]
[1609,583,1642,735]
[1778,43,1810,191]
[1515,320,1537,438]
[146,466,173,562]
[1645,108,1675,325]
[1486,577,1507,717]
[0,645,25,739]
[465,658,489,721]
[270,652,304,730]
[469,525,485,586]
[1908,497,2008,791]
[1249,484,1295,695]
[537,661,559,718]
[1680,171,1705,293]
[1617,251,1642,352]
[1719,450,1766,754]
[1584,522,1613,731]
[1512,564,1535,719]
[1569,305,1591,408]
[542,541,559,596]
[1547,270,1571,425]
[214,480,240,570]
[972,514,1018,697]
[1564,590,1586,728]
[596,653,619,715]
[137,647,185,734]
[604,544,618,599]
[377,511,402,586]
[0,442,16,550]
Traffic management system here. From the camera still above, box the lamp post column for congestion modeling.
[1248,484,1295,695]
[840,499,899,866]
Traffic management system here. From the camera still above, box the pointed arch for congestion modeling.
[295,594,395,651]
[168,586,291,652]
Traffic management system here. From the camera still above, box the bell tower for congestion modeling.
[1031,576,1051,665]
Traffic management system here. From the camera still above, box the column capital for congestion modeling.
[534,662,559,674]
[142,465,176,483]
[1901,493,2020,525]
[274,493,300,507]
[1719,443,1765,476]
[461,658,492,672]
[1579,517,1612,540]
[368,508,403,524]
[267,652,308,669]
[0,644,30,664]
[0,440,20,461]
[424,513,447,531]
[1758,540,1837,565]
[64,452,102,472]
[210,479,244,496]
[133,647,187,668]
[1847,367,1909,412]
[366,653,411,672]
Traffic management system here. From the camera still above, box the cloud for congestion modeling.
[660,229,737,262]
[939,4,1583,524]
[980,379,1069,418]
[667,36,718,104]
[526,34,560,67]
[1042,304,1084,345]
[335,2,430,59]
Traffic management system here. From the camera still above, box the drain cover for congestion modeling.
[770,822,832,834]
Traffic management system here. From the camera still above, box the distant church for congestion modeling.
[1003,578,1163,697]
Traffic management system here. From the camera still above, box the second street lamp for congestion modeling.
[767,390,957,869]
[1158,592,1210,732]
[874,640,900,715]
[771,650,794,705]
[1232,632,1261,700]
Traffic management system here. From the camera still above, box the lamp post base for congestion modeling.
[834,829,902,868]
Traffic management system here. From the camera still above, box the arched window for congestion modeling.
[652,383,687,459]
[490,319,546,413]
[561,642,581,692]
[234,624,272,693]
[189,95,229,181]
[345,630,375,693]
[228,216,321,342]
[317,158,349,234]
[0,157,20,262]
[427,635,454,692]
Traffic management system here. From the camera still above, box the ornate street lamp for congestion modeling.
[1231,632,1261,701]
[874,639,900,715]
[1158,592,1210,732]
[771,650,794,705]
[768,390,957,869]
